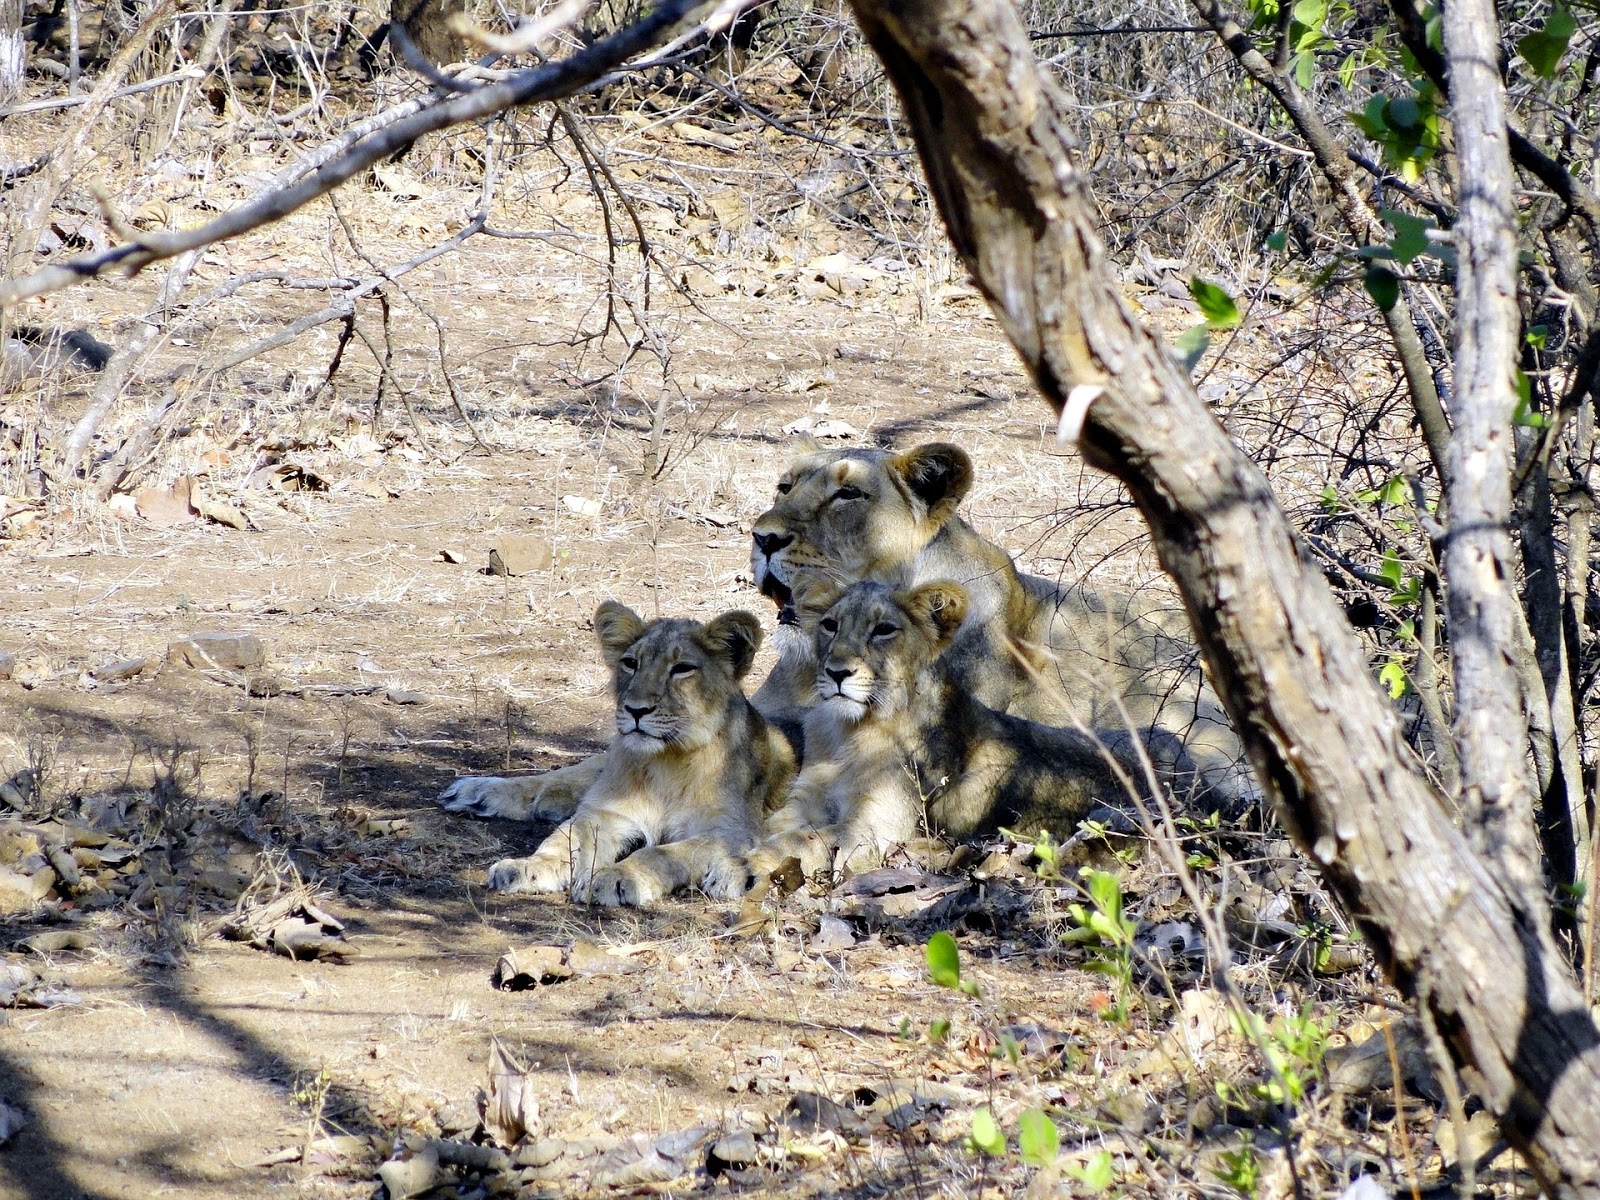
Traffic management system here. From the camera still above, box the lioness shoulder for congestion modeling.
[488,600,796,906]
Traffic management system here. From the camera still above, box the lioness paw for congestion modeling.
[440,776,538,821]
[486,854,567,894]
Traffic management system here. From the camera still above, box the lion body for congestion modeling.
[750,581,1204,875]
[748,442,1253,809]
[486,603,796,906]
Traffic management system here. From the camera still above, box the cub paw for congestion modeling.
[701,856,754,900]
[583,865,663,908]
[486,854,567,894]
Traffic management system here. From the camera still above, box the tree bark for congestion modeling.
[843,0,1600,1193]
[0,0,24,103]
[1440,0,1548,903]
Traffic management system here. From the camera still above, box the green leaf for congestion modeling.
[1265,230,1289,252]
[970,1108,1006,1156]
[926,931,961,989]
[1348,94,1390,138]
[1189,278,1242,329]
[1380,208,1433,265]
[1291,0,1325,25]
[1173,323,1211,373]
[1018,1109,1060,1166]
[1292,49,1316,87]
[1066,1150,1117,1191]
[1377,474,1409,505]
[928,1017,951,1043]
[1385,95,1421,130]
[1526,324,1549,350]
[1381,551,1404,590]
[1319,484,1340,512]
[1364,265,1400,312]
[1518,6,1575,77]
[1379,659,1408,699]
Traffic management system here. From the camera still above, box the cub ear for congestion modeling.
[791,575,844,628]
[900,582,969,648]
[594,601,647,666]
[789,433,822,456]
[888,443,973,528]
[702,610,763,680]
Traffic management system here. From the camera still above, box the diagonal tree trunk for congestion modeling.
[842,0,1600,1193]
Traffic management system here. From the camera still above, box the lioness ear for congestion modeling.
[790,433,822,456]
[901,583,969,648]
[792,576,843,628]
[702,610,763,679]
[888,443,973,527]
[594,601,647,666]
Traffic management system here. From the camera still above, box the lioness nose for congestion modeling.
[753,531,793,557]
[625,705,655,721]
[826,667,854,685]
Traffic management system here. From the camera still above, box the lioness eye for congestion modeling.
[820,617,838,634]
[871,622,899,638]
[620,656,638,671]
[776,481,792,495]
[670,662,698,676]
[833,485,866,501]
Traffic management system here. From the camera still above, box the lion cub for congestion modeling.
[749,580,1203,876]
[487,601,796,906]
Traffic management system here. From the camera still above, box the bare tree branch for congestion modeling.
[0,0,723,307]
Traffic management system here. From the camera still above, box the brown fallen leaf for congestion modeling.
[192,491,250,530]
[480,1040,541,1145]
[134,476,198,526]
[491,945,572,990]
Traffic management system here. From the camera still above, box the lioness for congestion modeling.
[485,601,796,906]
[748,579,1201,875]
[748,440,1254,810]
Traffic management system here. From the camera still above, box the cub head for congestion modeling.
[593,601,763,753]
[806,580,969,721]
[749,442,973,618]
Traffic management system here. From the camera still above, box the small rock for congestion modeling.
[811,914,855,952]
[0,1097,25,1145]
[0,651,13,681]
[487,534,553,577]
[167,632,265,671]
[384,685,427,705]
[706,1130,760,1177]
[91,657,149,683]
[376,1142,441,1200]
[783,1092,866,1139]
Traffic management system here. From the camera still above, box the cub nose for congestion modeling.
[753,531,794,557]
[624,705,655,723]
[826,667,854,686]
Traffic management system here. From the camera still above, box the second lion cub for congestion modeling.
[749,580,1205,877]
[488,601,796,906]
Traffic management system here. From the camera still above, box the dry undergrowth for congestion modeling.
[0,6,1495,1199]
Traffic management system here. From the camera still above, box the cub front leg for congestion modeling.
[487,815,630,895]
[585,837,745,907]
[440,755,603,822]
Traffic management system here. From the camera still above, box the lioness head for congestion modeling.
[593,601,763,752]
[801,579,969,721]
[749,442,974,619]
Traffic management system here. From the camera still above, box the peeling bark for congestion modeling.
[845,0,1600,1192]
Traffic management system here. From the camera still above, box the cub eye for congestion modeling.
[871,622,899,638]
[819,617,838,634]
[776,481,793,495]
[833,485,866,501]
[619,656,638,671]
[670,662,699,676]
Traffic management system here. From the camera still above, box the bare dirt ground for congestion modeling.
[1,62,1473,1200]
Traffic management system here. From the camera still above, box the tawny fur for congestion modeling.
[747,581,1207,878]
[486,602,796,907]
